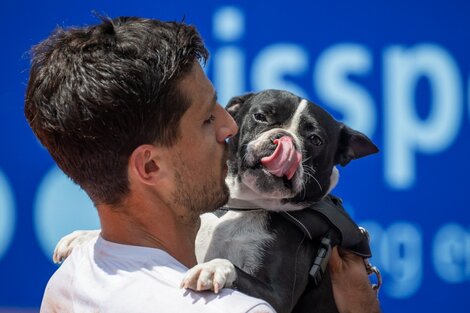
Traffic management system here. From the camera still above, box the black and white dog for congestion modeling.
[54,90,378,313]
[181,90,378,312]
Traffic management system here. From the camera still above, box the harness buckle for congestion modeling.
[309,236,332,286]
[359,227,382,296]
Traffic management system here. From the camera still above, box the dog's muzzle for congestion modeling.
[259,136,302,180]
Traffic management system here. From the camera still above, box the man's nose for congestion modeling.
[217,105,238,143]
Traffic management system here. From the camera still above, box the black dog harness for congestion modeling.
[222,194,381,293]
[221,195,381,313]
[281,195,381,293]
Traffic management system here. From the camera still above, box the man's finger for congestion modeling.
[328,246,341,271]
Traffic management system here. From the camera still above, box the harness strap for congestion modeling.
[280,195,374,287]
[282,195,372,258]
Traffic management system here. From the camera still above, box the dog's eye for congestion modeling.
[253,113,268,123]
[309,135,323,146]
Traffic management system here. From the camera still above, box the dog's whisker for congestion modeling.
[302,167,316,181]
[300,180,307,199]
[310,175,323,192]
[300,164,323,193]
[302,156,312,164]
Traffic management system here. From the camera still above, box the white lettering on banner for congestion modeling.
[360,220,470,299]
[251,43,309,99]
[433,223,470,283]
[0,170,15,260]
[212,7,246,106]
[314,43,376,137]
[384,44,463,189]
[360,221,423,298]
[210,6,468,191]
[34,166,100,260]
[213,6,244,42]
[214,47,245,106]
[382,222,423,298]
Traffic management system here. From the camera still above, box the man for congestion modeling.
[25,16,380,312]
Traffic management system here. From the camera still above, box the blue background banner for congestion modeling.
[1,0,469,312]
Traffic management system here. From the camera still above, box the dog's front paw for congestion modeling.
[53,229,101,264]
[180,258,237,294]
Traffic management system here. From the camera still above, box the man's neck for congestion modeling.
[97,200,199,268]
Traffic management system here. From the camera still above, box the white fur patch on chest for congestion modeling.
[195,211,274,275]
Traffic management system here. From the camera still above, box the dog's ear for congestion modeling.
[226,92,255,119]
[335,124,379,166]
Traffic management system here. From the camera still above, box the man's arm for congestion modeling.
[329,247,381,313]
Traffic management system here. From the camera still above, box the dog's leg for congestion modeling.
[195,212,221,263]
[53,229,100,263]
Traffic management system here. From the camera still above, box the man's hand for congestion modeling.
[329,247,381,313]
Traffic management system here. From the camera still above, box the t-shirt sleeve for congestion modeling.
[40,275,70,313]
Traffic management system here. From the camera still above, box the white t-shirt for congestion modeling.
[40,236,275,313]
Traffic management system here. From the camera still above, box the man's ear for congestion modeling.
[335,124,379,166]
[225,92,255,119]
[129,144,162,185]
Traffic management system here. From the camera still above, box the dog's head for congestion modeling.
[225,89,378,211]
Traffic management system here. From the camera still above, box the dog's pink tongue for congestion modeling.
[260,136,302,180]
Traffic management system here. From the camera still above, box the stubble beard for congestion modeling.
[172,160,230,224]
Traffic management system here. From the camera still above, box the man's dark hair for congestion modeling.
[25,16,209,205]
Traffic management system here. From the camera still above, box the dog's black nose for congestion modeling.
[270,132,291,142]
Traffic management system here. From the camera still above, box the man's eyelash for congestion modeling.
[204,115,215,124]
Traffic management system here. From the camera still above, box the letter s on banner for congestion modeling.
[314,43,376,137]
[251,43,308,98]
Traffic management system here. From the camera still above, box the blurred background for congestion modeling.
[1,0,469,312]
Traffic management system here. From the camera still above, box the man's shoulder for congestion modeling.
[41,238,276,313]
[191,288,275,313]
